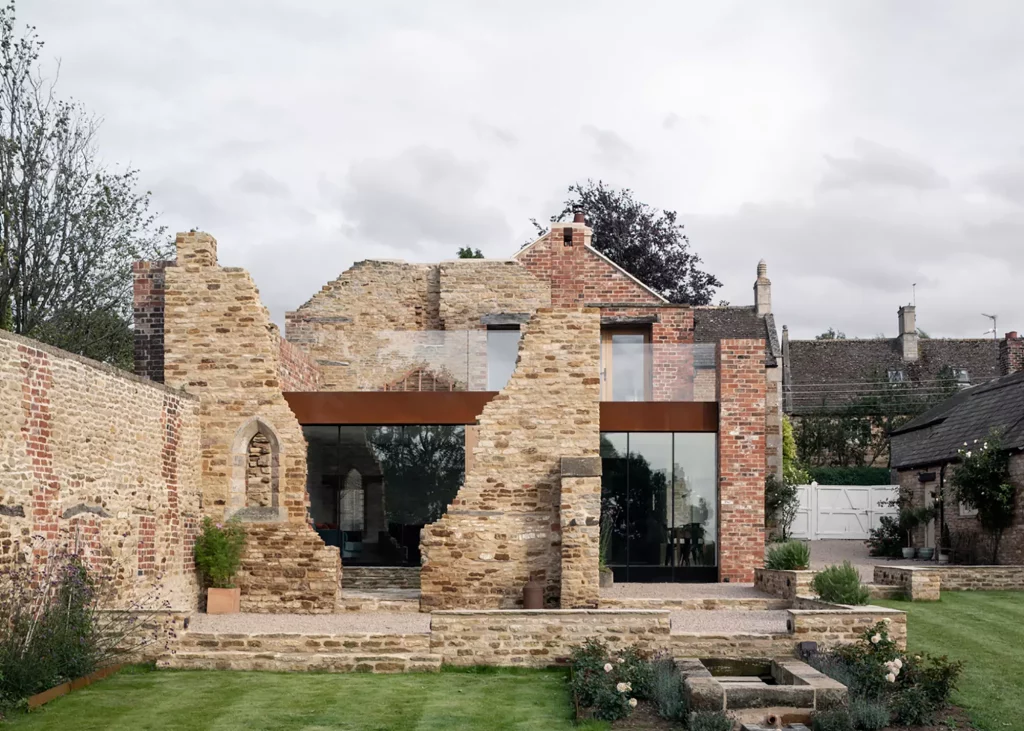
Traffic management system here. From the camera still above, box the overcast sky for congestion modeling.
[22,0,1024,339]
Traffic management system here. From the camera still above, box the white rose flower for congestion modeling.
[871,634,881,644]
[604,663,613,673]
[618,658,625,664]
[629,698,638,708]
[966,451,972,458]
[886,672,896,683]
[893,658,903,669]
[616,682,629,693]
[883,617,892,625]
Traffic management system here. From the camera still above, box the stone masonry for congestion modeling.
[419,308,602,609]
[0,330,201,609]
[150,232,340,611]
[718,339,767,583]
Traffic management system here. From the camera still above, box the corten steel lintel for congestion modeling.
[284,391,719,432]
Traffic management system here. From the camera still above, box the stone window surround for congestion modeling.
[226,416,286,523]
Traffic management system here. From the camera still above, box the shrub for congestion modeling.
[568,639,642,722]
[849,697,890,731]
[867,515,903,558]
[811,562,870,605]
[765,540,811,570]
[689,710,733,731]
[193,518,246,588]
[617,645,653,700]
[888,686,934,727]
[807,466,890,486]
[812,706,854,731]
[649,655,687,721]
[951,433,1016,564]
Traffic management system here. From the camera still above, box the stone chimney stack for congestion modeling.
[754,259,772,316]
[1000,331,1024,375]
[897,305,918,361]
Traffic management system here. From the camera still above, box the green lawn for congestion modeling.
[8,666,596,731]
[876,591,1024,731]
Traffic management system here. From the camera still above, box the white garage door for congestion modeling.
[789,485,898,540]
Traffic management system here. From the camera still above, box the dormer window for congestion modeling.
[952,368,970,384]
[887,369,907,383]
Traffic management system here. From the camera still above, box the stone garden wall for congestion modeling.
[419,308,602,610]
[754,568,816,600]
[0,330,201,610]
[873,565,1024,600]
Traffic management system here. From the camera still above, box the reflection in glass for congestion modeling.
[303,425,465,566]
[487,328,521,391]
[611,333,648,401]
[600,432,718,581]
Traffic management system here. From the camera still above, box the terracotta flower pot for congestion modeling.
[207,587,241,614]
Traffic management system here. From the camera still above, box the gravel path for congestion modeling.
[669,610,789,635]
[601,583,771,599]
[190,611,431,635]
[810,539,919,582]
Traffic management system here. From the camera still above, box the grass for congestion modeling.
[7,666,599,731]
[875,591,1024,731]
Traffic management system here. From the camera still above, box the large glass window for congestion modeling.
[600,432,717,582]
[487,328,521,390]
[303,425,465,566]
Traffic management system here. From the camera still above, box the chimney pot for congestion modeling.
[572,211,585,224]
[1007,331,1018,339]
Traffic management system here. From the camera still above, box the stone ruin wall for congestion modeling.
[419,308,602,610]
[159,232,340,612]
[0,330,202,610]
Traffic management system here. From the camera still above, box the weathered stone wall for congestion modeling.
[874,564,1024,598]
[0,330,201,609]
[157,231,340,612]
[872,566,941,601]
[438,260,551,330]
[133,260,171,384]
[420,308,602,609]
[236,523,341,613]
[341,566,421,591]
[429,609,671,666]
[559,458,602,608]
[754,568,816,600]
[718,339,767,582]
[789,607,907,650]
[279,338,322,392]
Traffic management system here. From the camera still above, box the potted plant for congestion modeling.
[898,505,935,559]
[194,517,246,613]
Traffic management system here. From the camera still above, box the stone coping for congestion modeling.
[430,608,671,616]
[184,631,431,638]
[875,564,1020,571]
[787,605,904,616]
[671,632,790,640]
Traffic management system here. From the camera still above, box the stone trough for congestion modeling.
[680,657,846,727]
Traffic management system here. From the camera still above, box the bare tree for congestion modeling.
[0,2,167,367]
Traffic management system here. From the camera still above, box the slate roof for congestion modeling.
[693,306,779,366]
[890,370,1024,469]
[785,338,1000,415]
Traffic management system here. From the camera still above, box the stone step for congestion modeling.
[178,632,432,655]
[158,650,442,673]
[600,597,790,611]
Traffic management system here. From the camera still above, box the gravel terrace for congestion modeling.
[810,539,920,582]
[189,611,431,635]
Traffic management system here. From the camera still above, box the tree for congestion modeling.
[951,432,1016,564]
[456,247,483,259]
[815,328,847,340]
[533,180,720,305]
[0,2,167,368]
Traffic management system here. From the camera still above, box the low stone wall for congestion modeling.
[789,606,907,649]
[236,524,341,613]
[754,568,816,600]
[668,632,794,659]
[872,564,1024,600]
[342,566,420,591]
[429,609,670,667]
[98,609,191,662]
[599,596,790,611]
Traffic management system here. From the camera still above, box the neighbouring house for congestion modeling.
[3,217,779,615]
[782,305,1006,466]
[890,338,1024,565]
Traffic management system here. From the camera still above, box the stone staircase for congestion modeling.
[157,631,442,673]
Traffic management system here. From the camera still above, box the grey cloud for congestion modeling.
[819,139,948,191]
[231,170,292,198]
[978,161,1024,205]
[472,121,518,148]
[337,146,511,253]
[581,125,637,169]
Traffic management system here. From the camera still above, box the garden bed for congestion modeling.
[26,665,123,710]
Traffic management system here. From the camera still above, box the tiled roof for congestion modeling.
[890,370,1024,469]
[785,338,1000,415]
[693,306,778,366]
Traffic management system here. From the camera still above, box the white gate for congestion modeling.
[789,485,898,540]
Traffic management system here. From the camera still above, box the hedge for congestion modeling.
[806,466,891,486]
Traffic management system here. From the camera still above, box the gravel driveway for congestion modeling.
[810,539,918,582]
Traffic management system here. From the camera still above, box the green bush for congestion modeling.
[811,562,871,605]
[568,639,641,722]
[849,697,890,731]
[689,710,733,731]
[193,517,246,588]
[812,706,854,731]
[867,515,904,558]
[888,686,934,726]
[765,540,811,570]
[807,466,890,486]
[617,645,653,700]
[649,656,686,721]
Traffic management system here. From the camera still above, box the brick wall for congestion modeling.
[279,338,322,392]
[132,260,171,383]
[0,330,201,609]
[157,231,340,612]
[419,308,602,609]
[1000,332,1024,375]
[718,339,767,582]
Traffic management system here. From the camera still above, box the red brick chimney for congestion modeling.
[1000,331,1024,376]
